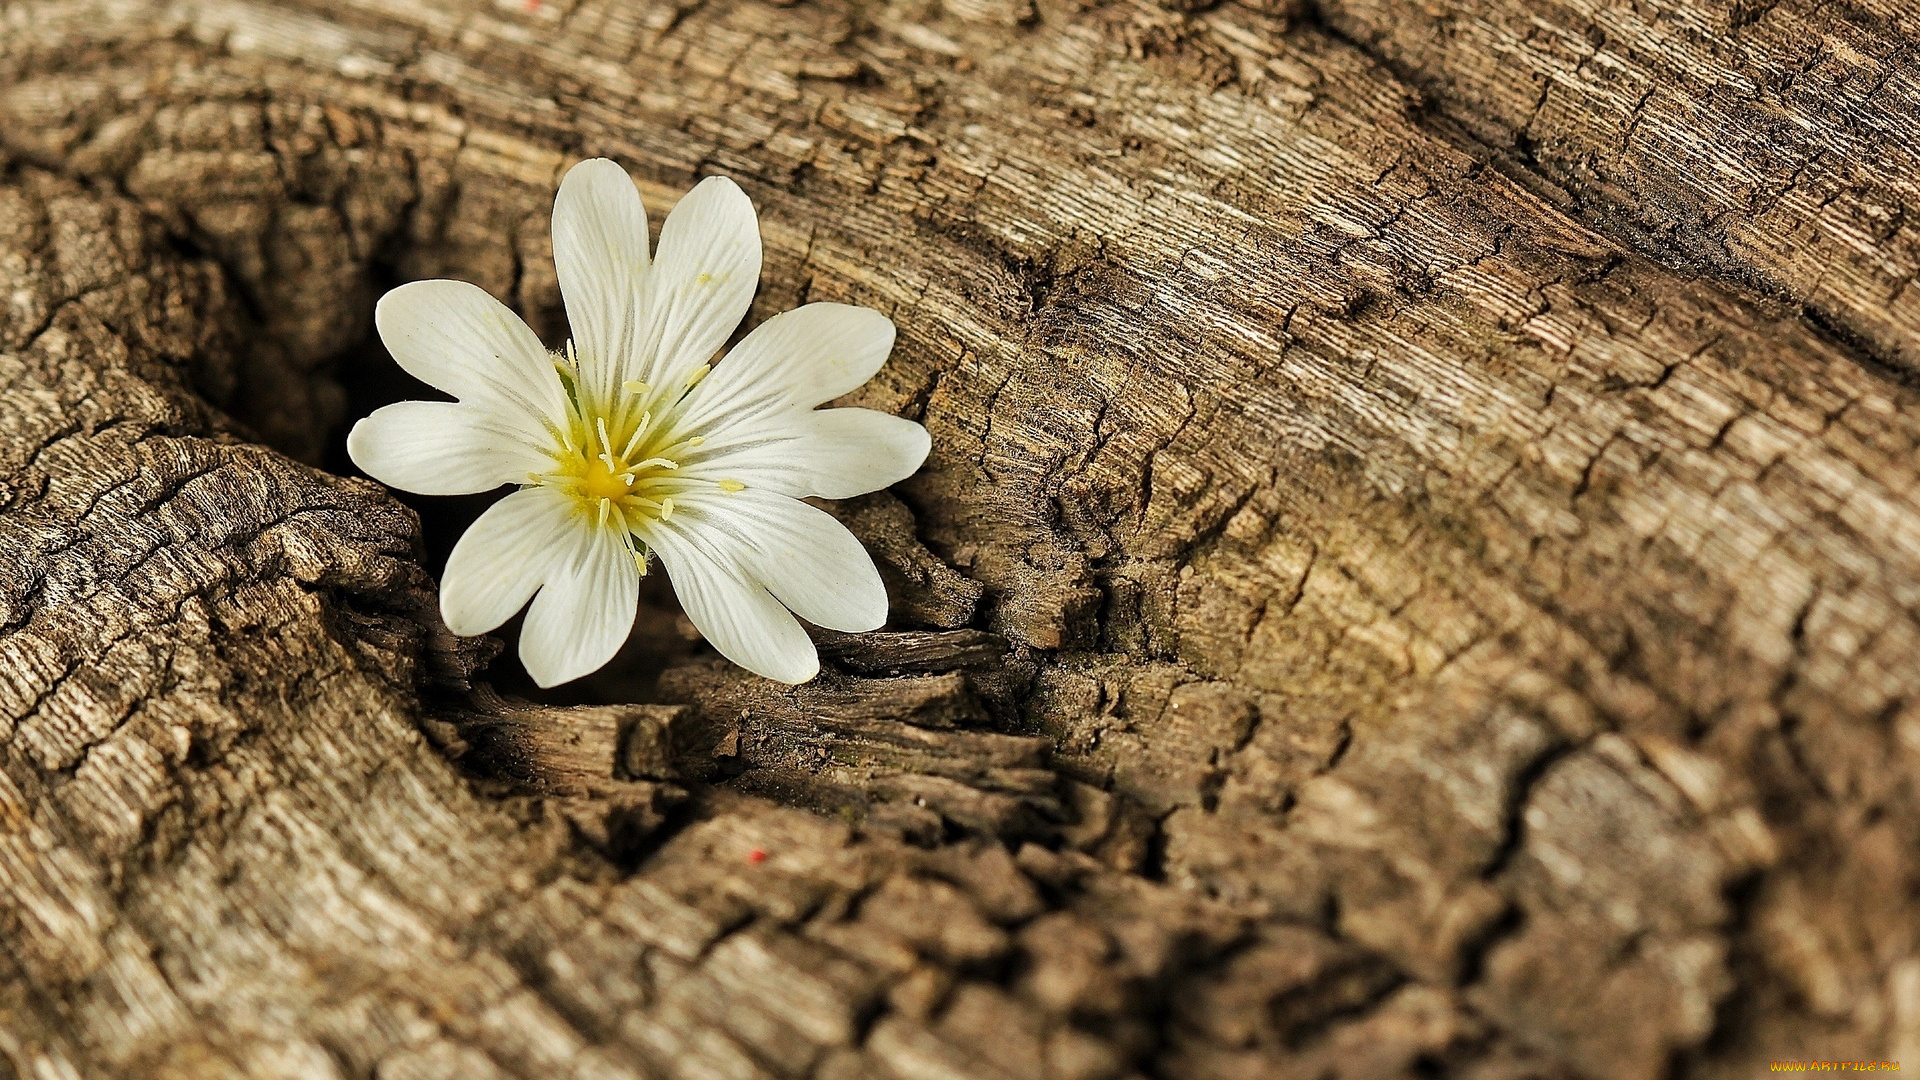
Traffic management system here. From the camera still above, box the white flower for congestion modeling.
[346,159,929,687]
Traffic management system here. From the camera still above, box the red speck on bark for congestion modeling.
[747,848,767,864]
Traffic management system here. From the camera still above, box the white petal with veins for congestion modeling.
[675,303,896,436]
[374,279,569,436]
[682,409,930,499]
[347,400,549,496]
[441,486,587,636]
[519,519,640,688]
[634,176,762,394]
[683,487,888,633]
[649,524,819,684]
[553,158,650,409]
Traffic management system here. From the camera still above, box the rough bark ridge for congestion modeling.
[1,0,1917,1077]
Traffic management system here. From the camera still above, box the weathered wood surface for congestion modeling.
[2,0,1918,1077]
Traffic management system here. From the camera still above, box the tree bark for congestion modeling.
[1,0,1917,1077]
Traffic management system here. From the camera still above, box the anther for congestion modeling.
[623,379,650,395]
[598,497,611,528]
[685,363,711,389]
[687,435,705,446]
[659,497,674,521]
[718,480,745,493]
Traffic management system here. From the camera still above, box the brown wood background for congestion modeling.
[2,0,1917,1076]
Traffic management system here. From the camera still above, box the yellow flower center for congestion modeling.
[576,455,636,504]
[539,405,683,533]
[527,344,747,570]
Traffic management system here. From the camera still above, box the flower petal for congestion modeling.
[681,408,930,499]
[519,519,640,688]
[375,279,569,436]
[553,158,650,410]
[674,303,895,437]
[666,488,888,634]
[347,400,551,496]
[648,523,819,684]
[440,486,584,637]
[635,176,761,394]
[799,410,930,498]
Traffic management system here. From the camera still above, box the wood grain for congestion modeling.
[1,0,1917,1075]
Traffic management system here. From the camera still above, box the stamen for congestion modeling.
[566,339,580,371]
[685,363,711,389]
[597,497,611,528]
[621,411,652,459]
[718,479,745,493]
[623,379,650,395]
[634,549,648,574]
[659,497,674,521]
[596,416,618,469]
[688,435,705,446]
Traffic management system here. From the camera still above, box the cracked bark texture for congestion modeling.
[1,0,1917,1077]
